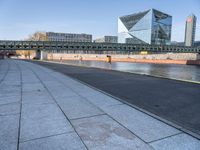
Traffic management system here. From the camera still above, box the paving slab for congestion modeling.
[72,115,153,150]
[42,80,64,87]
[0,86,20,97]
[0,102,20,116]
[1,59,199,150]
[22,76,40,84]
[3,81,21,86]
[22,83,46,92]
[20,103,73,141]
[56,95,104,120]
[22,90,54,105]
[0,95,21,105]
[150,133,200,150]
[33,60,200,137]
[73,86,106,97]
[83,93,122,109]
[46,85,78,99]
[19,132,87,150]
[102,104,181,142]
[0,84,20,92]
[0,115,19,150]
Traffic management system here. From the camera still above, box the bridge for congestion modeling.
[0,40,200,54]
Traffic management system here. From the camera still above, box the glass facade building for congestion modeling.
[118,9,172,45]
[46,32,92,42]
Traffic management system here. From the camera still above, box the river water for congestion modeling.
[57,60,200,83]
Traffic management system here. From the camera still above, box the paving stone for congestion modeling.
[3,81,21,86]
[1,59,198,150]
[22,83,45,92]
[20,103,73,141]
[74,87,104,98]
[22,90,54,105]
[0,84,21,93]
[0,143,17,150]
[19,132,87,150]
[43,80,63,87]
[72,115,153,150]
[0,95,21,105]
[47,85,79,98]
[0,103,20,116]
[34,74,55,82]
[102,104,181,142]
[57,95,104,119]
[150,133,200,150]
[83,93,122,109]
[0,86,21,97]
[22,77,40,84]
[0,115,19,150]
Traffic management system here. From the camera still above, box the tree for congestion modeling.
[26,31,48,41]
[16,31,48,59]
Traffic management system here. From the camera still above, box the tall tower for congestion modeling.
[184,14,197,46]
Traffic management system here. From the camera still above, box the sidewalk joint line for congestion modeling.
[20,131,74,143]
[147,132,183,144]
[27,64,90,150]
[32,61,151,145]
[13,60,23,150]
[70,113,107,121]
[0,101,20,107]
[0,113,20,117]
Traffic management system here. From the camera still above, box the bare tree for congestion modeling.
[26,31,48,41]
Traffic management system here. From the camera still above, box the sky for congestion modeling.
[0,0,199,42]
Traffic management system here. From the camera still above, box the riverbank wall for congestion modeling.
[42,53,200,65]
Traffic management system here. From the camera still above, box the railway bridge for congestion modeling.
[0,40,199,59]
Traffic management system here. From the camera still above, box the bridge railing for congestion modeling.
[0,40,199,53]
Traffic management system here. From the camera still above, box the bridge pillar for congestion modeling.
[35,50,41,59]
[35,50,48,60]
[40,51,48,60]
[197,53,200,60]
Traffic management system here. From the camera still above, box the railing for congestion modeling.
[0,40,199,53]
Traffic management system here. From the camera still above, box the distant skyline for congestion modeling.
[0,0,199,42]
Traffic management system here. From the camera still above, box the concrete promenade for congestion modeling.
[0,59,200,150]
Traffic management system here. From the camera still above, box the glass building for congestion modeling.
[46,32,92,42]
[118,9,172,45]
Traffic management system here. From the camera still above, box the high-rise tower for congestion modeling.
[184,14,197,46]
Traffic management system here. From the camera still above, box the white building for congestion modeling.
[94,36,118,43]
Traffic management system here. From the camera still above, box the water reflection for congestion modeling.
[58,60,200,82]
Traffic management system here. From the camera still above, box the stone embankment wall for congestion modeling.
[41,52,200,65]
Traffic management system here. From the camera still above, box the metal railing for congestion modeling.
[0,40,199,53]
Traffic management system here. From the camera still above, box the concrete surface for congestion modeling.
[32,60,200,138]
[0,59,200,150]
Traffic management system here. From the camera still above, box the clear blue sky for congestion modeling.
[0,0,199,42]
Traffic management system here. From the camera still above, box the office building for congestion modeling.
[94,36,118,43]
[184,14,197,46]
[118,9,172,45]
[194,41,200,47]
[46,32,92,42]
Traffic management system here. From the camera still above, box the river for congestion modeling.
[54,60,200,83]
